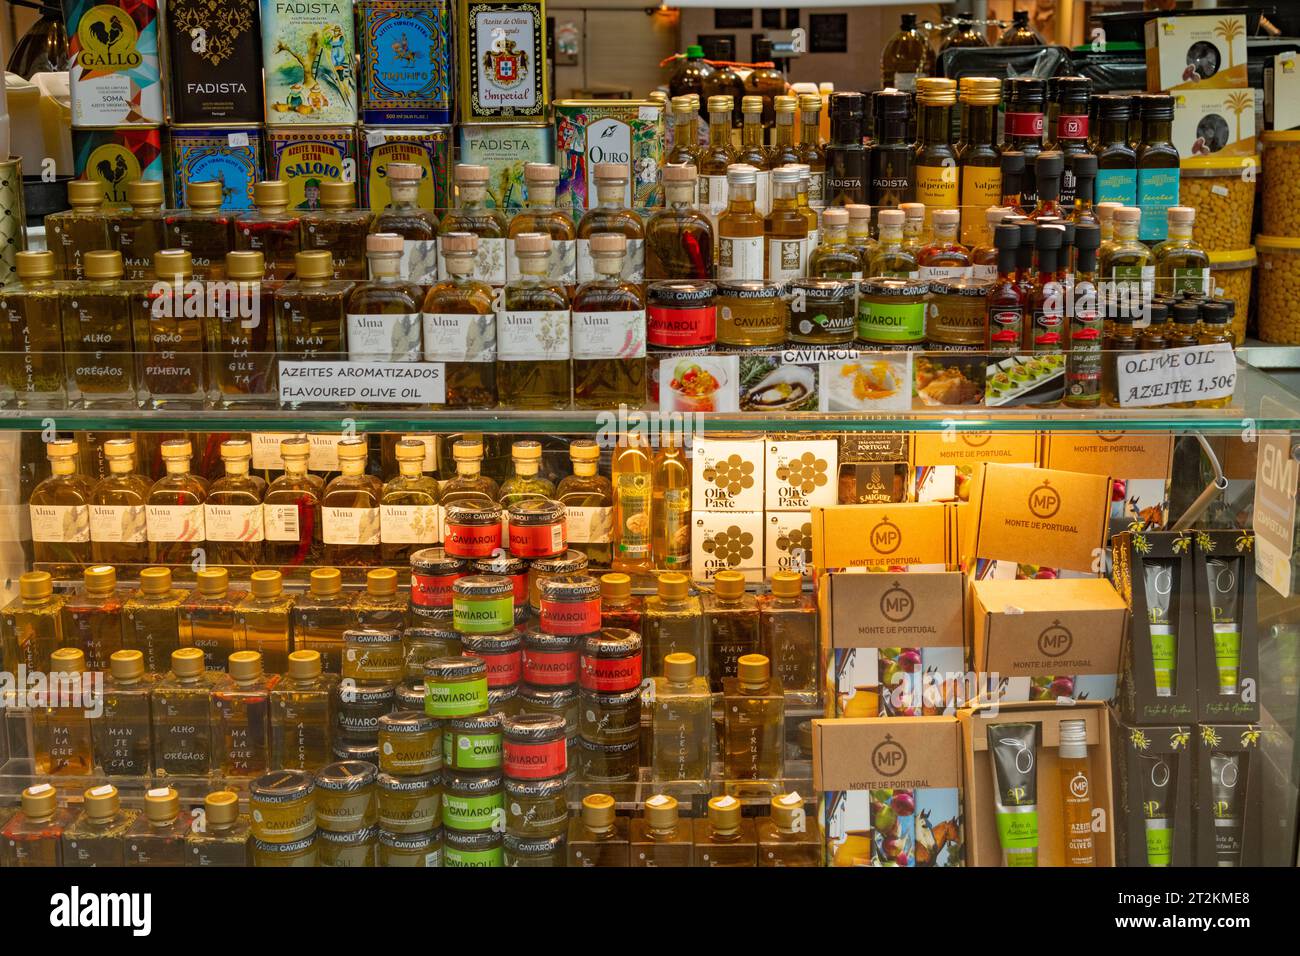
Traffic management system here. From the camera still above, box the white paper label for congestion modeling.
[1116,343,1237,408]
[228,132,249,147]
[972,263,998,281]
[280,361,446,405]
[146,504,205,543]
[768,237,809,283]
[381,504,440,544]
[251,433,297,470]
[346,313,422,362]
[566,505,613,544]
[717,235,765,282]
[808,172,826,208]
[323,506,381,546]
[400,240,439,285]
[506,239,577,285]
[89,504,147,543]
[754,170,772,217]
[576,239,646,284]
[436,237,506,285]
[204,504,265,542]
[572,310,646,359]
[918,265,971,282]
[496,310,572,361]
[30,504,90,543]
[699,175,729,220]
[422,312,496,362]
[263,503,302,541]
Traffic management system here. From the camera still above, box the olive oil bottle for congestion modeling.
[152,647,220,777]
[651,431,691,571]
[765,167,809,283]
[63,785,138,867]
[60,564,125,671]
[572,232,646,409]
[651,651,712,782]
[630,794,694,867]
[263,436,325,568]
[757,792,822,866]
[497,232,572,408]
[93,649,156,777]
[33,648,95,776]
[380,439,440,564]
[722,653,784,792]
[556,439,613,566]
[47,179,110,280]
[693,794,758,867]
[204,438,266,567]
[1153,206,1210,296]
[0,250,65,407]
[61,249,136,408]
[735,96,772,215]
[211,650,273,777]
[611,430,653,573]
[185,790,251,866]
[179,568,246,672]
[235,570,295,673]
[145,438,207,568]
[270,649,338,772]
[698,95,738,227]
[122,567,185,674]
[321,438,383,567]
[422,232,498,408]
[300,180,372,280]
[29,438,95,572]
[369,162,440,286]
[576,163,646,283]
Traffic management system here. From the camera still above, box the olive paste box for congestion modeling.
[690,510,764,585]
[1112,719,1194,867]
[813,716,965,867]
[910,431,1039,503]
[811,502,957,573]
[691,437,765,512]
[765,439,837,511]
[959,700,1116,867]
[765,511,812,581]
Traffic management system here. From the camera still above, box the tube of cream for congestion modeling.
[1139,754,1173,866]
[1210,752,1242,867]
[1207,557,1241,697]
[1143,561,1177,697]
[988,722,1039,867]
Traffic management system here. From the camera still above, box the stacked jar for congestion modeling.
[248,770,318,867]
[333,569,406,766]
[1258,132,1300,343]
[501,713,570,866]
[577,628,644,788]
[314,760,380,867]
[373,699,442,867]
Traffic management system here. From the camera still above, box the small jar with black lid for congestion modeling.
[251,833,317,867]
[579,628,643,693]
[444,711,503,771]
[335,681,395,742]
[378,712,441,775]
[503,831,567,867]
[647,279,717,351]
[925,277,993,350]
[424,656,490,719]
[501,713,568,780]
[443,827,503,867]
[461,631,523,688]
[332,740,379,764]
[578,686,642,744]
[471,554,528,610]
[314,760,378,832]
[377,771,441,832]
[489,684,521,716]
[528,550,590,612]
[395,677,426,712]
[577,736,639,783]
[518,683,579,736]
[404,626,461,679]
[408,547,467,615]
[342,628,404,683]
[452,575,516,635]
[715,280,787,348]
[786,278,856,345]
[379,827,442,867]
[856,277,929,349]
[317,825,378,867]
[507,499,568,559]
[442,768,504,832]
[249,770,316,844]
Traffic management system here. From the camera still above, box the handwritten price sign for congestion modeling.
[1116,344,1236,408]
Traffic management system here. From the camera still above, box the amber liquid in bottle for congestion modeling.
[63,787,138,867]
[263,436,325,569]
[693,795,758,867]
[208,251,278,408]
[757,793,822,866]
[556,439,613,566]
[270,649,337,772]
[211,651,273,777]
[423,234,498,408]
[61,566,125,672]
[234,180,302,280]
[645,167,714,281]
[321,438,382,568]
[165,181,235,280]
[722,653,784,792]
[48,181,110,280]
[33,648,95,775]
[94,649,157,776]
[2,571,64,674]
[717,165,767,283]
[123,567,185,674]
[61,250,137,408]
[652,433,691,572]
[497,234,571,409]
[145,438,207,568]
[440,166,509,285]
[572,234,646,409]
[698,95,738,228]
[152,647,220,776]
[204,439,266,567]
[0,250,66,407]
[300,180,372,279]
[507,164,577,292]
[274,249,352,409]
[179,568,246,673]
[567,794,630,867]
[380,439,440,565]
[292,568,356,674]
[346,236,425,399]
[630,794,694,867]
[611,432,653,573]
[577,164,646,283]
[370,164,440,286]
[29,438,95,572]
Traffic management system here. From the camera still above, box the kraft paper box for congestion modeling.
[1113,720,1194,867]
[837,433,910,504]
[1192,530,1260,724]
[962,463,1112,574]
[910,431,1039,503]
[1173,88,1256,159]
[1145,13,1248,92]
[1193,723,1262,867]
[765,438,838,511]
[1040,432,1173,481]
[811,502,955,573]
[765,511,813,581]
[691,510,763,584]
[814,716,966,867]
[692,437,765,512]
[959,700,1116,867]
[820,571,968,718]
[971,577,1127,704]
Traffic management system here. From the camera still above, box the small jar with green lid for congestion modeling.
[251,833,318,867]
[452,575,516,634]
[342,628,405,682]
[504,775,568,838]
[442,769,504,832]
[856,277,929,348]
[578,687,642,744]
[335,681,395,741]
[377,771,441,832]
[528,550,590,612]
[378,711,440,775]
[317,825,378,867]
[314,760,378,832]
[518,684,579,736]
[443,827,503,867]
[395,677,426,712]
[503,832,567,867]
[424,656,490,718]
[379,826,442,867]
[404,626,461,677]
[248,770,316,843]
[461,630,523,688]
[443,712,503,771]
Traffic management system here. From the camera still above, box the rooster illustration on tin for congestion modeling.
[96,153,130,191]
[88,13,126,51]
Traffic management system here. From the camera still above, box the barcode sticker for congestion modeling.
[263,503,301,541]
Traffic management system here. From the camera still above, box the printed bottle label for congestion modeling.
[29,504,91,543]
[322,506,381,545]
[437,237,506,285]
[263,503,303,542]
[422,312,496,363]
[506,239,577,285]
[767,237,809,284]
[917,265,969,282]
[496,310,571,362]
[565,505,612,544]
[988,307,1025,350]
[576,238,646,284]
[660,487,690,568]
[699,174,729,220]
[145,504,205,543]
[807,171,826,208]
[380,504,440,544]
[572,309,646,360]
[1137,168,1180,242]
[1172,267,1211,296]
[203,504,265,542]
[615,473,651,558]
[89,504,146,543]
[754,170,772,217]
[646,305,716,348]
[1096,168,1138,206]
[915,165,959,208]
[347,313,422,362]
[960,166,1003,244]
[400,240,439,285]
[717,235,765,282]
[1003,111,1044,138]
[971,263,998,281]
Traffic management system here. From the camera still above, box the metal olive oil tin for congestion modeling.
[260,0,358,126]
[73,126,166,205]
[167,125,264,208]
[266,125,359,209]
[456,122,553,212]
[356,0,453,124]
[456,0,547,124]
[162,0,263,124]
[67,0,164,126]
[554,99,664,218]
[359,125,452,212]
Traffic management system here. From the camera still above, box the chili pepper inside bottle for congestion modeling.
[1014,218,1036,304]
[986,223,1025,354]
[1065,222,1103,409]
[1028,151,1064,222]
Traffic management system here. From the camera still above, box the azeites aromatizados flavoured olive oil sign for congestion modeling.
[68,0,164,126]
[260,0,358,125]
[458,0,547,123]
[163,0,263,123]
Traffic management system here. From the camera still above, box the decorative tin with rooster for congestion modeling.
[356,0,453,124]
[73,126,165,205]
[67,0,164,126]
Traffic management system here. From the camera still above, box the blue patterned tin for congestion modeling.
[167,125,264,208]
[356,0,453,124]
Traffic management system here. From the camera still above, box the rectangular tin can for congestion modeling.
[554,99,664,218]
[73,126,166,204]
[166,125,264,208]
[456,122,553,212]
[260,0,358,126]
[266,125,359,208]
[359,125,453,211]
[67,0,165,126]
[162,0,263,124]
[457,0,547,124]
[356,0,453,124]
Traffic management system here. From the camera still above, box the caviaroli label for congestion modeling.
[522,648,579,685]
[646,304,716,348]
[443,520,501,556]
[508,520,565,557]
[579,653,642,692]
[411,569,462,607]
[465,648,522,686]
[29,504,90,543]
[539,601,601,635]
[425,677,489,717]
[503,737,567,779]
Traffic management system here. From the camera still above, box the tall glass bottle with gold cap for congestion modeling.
[381,439,440,565]
[146,438,207,567]
[234,179,301,279]
[180,567,246,672]
[205,438,266,567]
[370,161,440,285]
[33,647,95,775]
[2,570,64,673]
[165,180,235,279]
[263,436,325,567]
[347,233,425,367]
[208,249,276,408]
[48,180,110,279]
[694,794,757,866]
[630,793,693,866]
[796,94,827,208]
[957,76,1003,245]
[665,95,701,171]
[722,653,784,790]
[566,793,629,867]
[234,570,294,672]
[134,248,206,408]
[1,784,76,867]
[652,432,691,572]
[759,570,819,706]
[212,650,273,776]
[322,437,382,566]
[124,786,191,866]
[651,651,711,782]
[292,567,356,673]
[736,96,772,216]
[572,232,645,409]
[642,572,705,678]
[765,167,809,284]
[498,232,572,409]
[698,95,738,228]
[152,647,220,776]
[271,649,338,772]
[610,430,652,573]
[94,649,156,777]
[704,569,761,692]
[0,250,65,407]
[914,78,959,223]
[273,250,351,405]
[423,232,498,408]
[507,162,577,289]
[787,163,821,250]
[63,784,138,867]
[123,567,185,674]
[439,164,509,286]
[110,180,168,280]
[769,96,801,170]
[89,438,150,565]
[556,439,612,565]
[757,792,821,865]
[440,438,500,508]
[300,180,372,280]
[186,790,251,866]
[576,163,645,284]
[60,249,136,407]
[29,438,94,571]
[61,564,124,671]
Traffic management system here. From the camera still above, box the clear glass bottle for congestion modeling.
[497,232,571,409]
[354,566,408,629]
[757,792,822,866]
[300,180,372,280]
[292,567,356,674]
[789,164,821,250]
[1099,205,1153,306]
[867,208,919,278]
[322,437,382,567]
[693,794,758,867]
[1153,206,1210,297]
[652,432,691,572]
[576,163,645,284]
[758,570,819,706]
[146,438,207,567]
[62,784,138,867]
[651,651,712,782]
[599,571,642,631]
[211,650,272,777]
[33,647,95,775]
[665,95,701,170]
[263,436,325,568]
[768,95,800,170]
[440,438,500,508]
[796,93,827,208]
[152,646,220,777]
[234,179,301,280]
[380,439,440,565]
[134,248,206,409]
[0,250,65,408]
[180,567,246,672]
[556,439,612,566]
[94,649,156,777]
[808,207,862,279]
[736,96,772,216]
[957,76,1004,246]
[698,94,738,227]
[205,438,266,567]
[880,12,934,91]
[208,249,277,408]
[717,164,766,283]
[124,786,191,866]
[764,166,809,284]
[1,784,75,867]
[440,163,508,286]
[236,570,295,673]
[645,164,713,281]
[498,439,555,507]
[507,162,577,289]
[185,790,251,866]
[722,653,784,791]
[2,570,64,672]
[346,232,424,366]
[60,564,124,671]
[422,232,497,409]
[642,572,705,679]
[629,793,694,867]
[48,179,110,279]
[271,649,338,773]
[611,430,652,573]
[273,249,351,381]
[917,208,972,282]
[29,437,94,571]
[122,566,185,674]
[60,249,136,408]
[900,202,928,256]
[703,570,761,692]
[165,180,235,280]
[369,161,440,286]
[566,793,629,867]
[89,437,150,566]
[572,232,646,409]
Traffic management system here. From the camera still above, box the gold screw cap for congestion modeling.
[170,647,206,678]
[657,572,689,601]
[187,180,224,208]
[196,567,229,596]
[312,567,343,596]
[250,569,283,599]
[204,790,240,827]
[771,570,802,598]
[15,250,55,279]
[84,564,117,595]
[110,650,146,681]
[83,784,120,820]
[225,250,265,280]
[663,652,696,681]
[139,567,173,595]
[643,793,679,829]
[708,794,742,832]
[228,650,263,681]
[83,250,124,279]
[22,783,58,819]
[126,179,165,207]
[287,650,323,680]
[144,786,180,823]
[19,570,53,600]
[713,570,746,599]
[50,647,85,673]
[737,653,771,683]
[581,793,616,829]
[367,567,398,596]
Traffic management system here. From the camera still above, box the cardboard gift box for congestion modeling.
[1112,717,1195,867]
[837,433,910,504]
[811,502,957,573]
[910,430,1039,503]
[1192,530,1260,723]
[1145,13,1248,92]
[692,436,766,512]
[1173,88,1256,160]
[1193,723,1262,867]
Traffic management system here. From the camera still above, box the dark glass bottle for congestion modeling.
[669,44,715,122]
[880,13,935,92]
[1101,312,1138,407]
[1029,223,1066,357]
[1095,95,1138,208]
[914,78,959,220]
[986,223,1025,354]
[743,38,785,130]
[998,9,1044,46]
[1046,77,1092,208]
[869,90,915,210]
[1002,78,1047,208]
[1066,223,1104,409]
[1135,94,1180,243]
[825,92,869,207]
[1071,154,1100,229]
[1000,151,1028,216]
[941,16,988,50]
[957,76,1002,246]
[1028,151,1065,222]
[702,63,745,128]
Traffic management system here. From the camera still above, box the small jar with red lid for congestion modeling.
[507,499,567,559]
[501,713,568,780]
[408,548,467,615]
[521,628,580,687]
[461,631,523,689]
[579,628,643,693]
[647,280,717,350]
[528,550,589,612]
[443,503,504,558]
[538,573,602,636]
[472,555,529,610]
